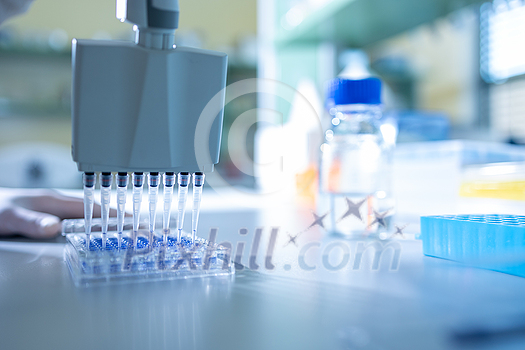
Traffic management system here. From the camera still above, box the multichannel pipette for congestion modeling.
[83,172,96,250]
[69,0,229,285]
[177,172,190,242]
[81,170,207,252]
[132,172,144,249]
[148,172,160,244]
[100,172,112,248]
[163,172,175,241]
[191,172,205,244]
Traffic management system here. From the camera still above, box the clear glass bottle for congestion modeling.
[318,78,395,238]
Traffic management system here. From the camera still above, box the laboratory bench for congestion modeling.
[2,189,525,350]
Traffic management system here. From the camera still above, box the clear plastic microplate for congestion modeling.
[62,218,233,287]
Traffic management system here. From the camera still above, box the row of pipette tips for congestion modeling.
[82,171,205,251]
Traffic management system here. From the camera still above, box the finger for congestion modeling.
[12,189,83,218]
[0,206,60,238]
[53,197,119,219]
[14,190,118,219]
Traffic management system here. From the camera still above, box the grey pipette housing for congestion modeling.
[71,0,227,173]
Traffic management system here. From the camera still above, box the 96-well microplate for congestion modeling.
[63,219,233,287]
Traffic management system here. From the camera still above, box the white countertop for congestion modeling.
[2,187,525,350]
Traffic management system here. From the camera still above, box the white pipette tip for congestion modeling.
[191,172,205,245]
[100,172,113,250]
[132,172,144,250]
[83,172,96,251]
[148,172,160,248]
[176,172,190,243]
[116,172,129,246]
[162,172,175,242]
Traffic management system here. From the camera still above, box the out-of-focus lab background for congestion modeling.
[0,0,524,201]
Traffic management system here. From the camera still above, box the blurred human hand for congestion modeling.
[0,188,111,239]
[0,0,35,25]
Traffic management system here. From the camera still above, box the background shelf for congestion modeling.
[276,0,484,47]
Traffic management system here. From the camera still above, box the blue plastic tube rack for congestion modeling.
[421,214,525,277]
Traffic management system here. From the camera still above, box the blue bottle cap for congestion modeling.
[326,77,382,106]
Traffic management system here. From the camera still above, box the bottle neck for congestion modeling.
[328,103,382,136]
[330,103,381,116]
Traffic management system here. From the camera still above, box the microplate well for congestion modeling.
[62,218,233,287]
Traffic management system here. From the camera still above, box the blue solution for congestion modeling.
[82,236,197,252]
[421,214,525,277]
[84,237,133,251]
[65,228,233,287]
